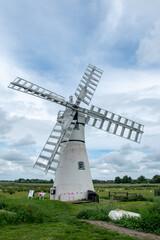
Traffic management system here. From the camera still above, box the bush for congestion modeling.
[0,211,17,226]
[0,198,45,226]
[0,198,7,209]
[77,208,109,221]
[114,198,160,234]
[115,211,160,234]
[2,187,15,194]
[77,198,160,235]
[77,206,112,221]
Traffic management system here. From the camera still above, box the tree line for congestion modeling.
[14,178,53,184]
[2,175,160,184]
[114,174,160,184]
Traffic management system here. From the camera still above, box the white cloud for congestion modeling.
[0,0,160,181]
[90,144,158,180]
[10,135,36,147]
[0,108,12,136]
[137,20,160,66]
[100,0,123,41]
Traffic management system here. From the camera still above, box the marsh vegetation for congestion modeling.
[0,182,160,240]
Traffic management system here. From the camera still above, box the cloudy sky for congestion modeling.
[0,0,160,181]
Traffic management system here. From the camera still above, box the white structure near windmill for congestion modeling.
[8,64,144,202]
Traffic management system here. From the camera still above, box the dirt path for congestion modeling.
[82,220,160,240]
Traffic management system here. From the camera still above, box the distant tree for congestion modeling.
[152,175,160,183]
[122,175,128,183]
[121,175,132,183]
[128,176,132,183]
[26,179,31,183]
[137,175,147,183]
[14,178,54,184]
[50,179,53,183]
[18,178,25,183]
[115,176,121,184]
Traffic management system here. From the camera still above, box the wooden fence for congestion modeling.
[154,189,160,196]
[108,191,138,201]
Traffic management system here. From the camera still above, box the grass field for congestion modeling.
[0,182,160,240]
[94,183,160,199]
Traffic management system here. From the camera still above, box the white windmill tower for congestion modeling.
[8,64,144,202]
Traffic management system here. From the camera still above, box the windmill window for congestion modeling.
[78,161,85,170]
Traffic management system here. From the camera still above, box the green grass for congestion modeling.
[115,198,160,235]
[0,222,140,240]
[95,183,160,199]
[0,197,139,240]
[0,183,160,240]
[77,198,160,235]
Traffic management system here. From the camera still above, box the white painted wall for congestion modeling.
[52,118,94,201]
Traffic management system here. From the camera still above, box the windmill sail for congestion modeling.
[8,77,67,106]
[34,112,76,173]
[86,105,144,143]
[8,64,144,202]
[75,64,103,105]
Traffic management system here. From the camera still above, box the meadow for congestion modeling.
[0,182,160,240]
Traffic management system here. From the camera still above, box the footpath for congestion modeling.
[82,220,160,240]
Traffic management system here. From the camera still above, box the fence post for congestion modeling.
[126,192,128,201]
[154,190,158,196]
[135,193,137,201]
[108,191,110,199]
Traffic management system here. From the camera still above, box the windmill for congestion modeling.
[8,64,144,202]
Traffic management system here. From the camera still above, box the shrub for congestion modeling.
[115,199,160,234]
[0,198,45,226]
[77,206,112,221]
[0,198,7,209]
[0,211,17,226]
[77,198,160,235]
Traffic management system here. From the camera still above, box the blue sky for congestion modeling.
[0,0,160,180]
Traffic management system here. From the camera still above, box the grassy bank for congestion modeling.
[0,197,139,240]
[0,183,160,239]
[77,198,160,235]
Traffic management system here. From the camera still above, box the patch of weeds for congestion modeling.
[77,205,112,221]
[136,194,154,202]
[77,198,160,235]
[0,197,44,226]
[114,199,160,235]
[0,198,7,209]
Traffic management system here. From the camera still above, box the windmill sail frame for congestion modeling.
[8,64,144,175]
